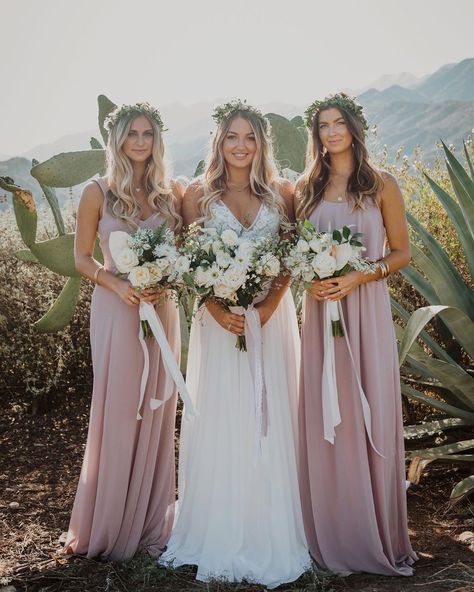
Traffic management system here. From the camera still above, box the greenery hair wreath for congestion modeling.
[104,102,167,132]
[304,93,369,131]
[211,99,271,135]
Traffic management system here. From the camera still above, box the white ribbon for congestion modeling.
[321,300,384,458]
[230,304,268,461]
[137,301,198,421]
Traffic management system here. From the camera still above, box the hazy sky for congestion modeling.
[1,0,473,156]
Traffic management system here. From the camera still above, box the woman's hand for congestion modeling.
[206,300,245,336]
[255,301,276,326]
[320,271,363,301]
[307,278,337,301]
[140,287,166,306]
[114,279,141,307]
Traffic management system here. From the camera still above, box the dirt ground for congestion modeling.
[1,388,473,592]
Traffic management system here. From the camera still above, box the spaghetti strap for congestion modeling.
[92,177,109,216]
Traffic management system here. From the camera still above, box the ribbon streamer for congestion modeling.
[137,301,198,421]
[230,304,269,461]
[321,300,384,458]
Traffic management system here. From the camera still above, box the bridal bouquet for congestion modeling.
[284,220,375,336]
[109,222,180,336]
[178,224,283,350]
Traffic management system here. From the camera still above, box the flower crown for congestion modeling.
[104,102,166,132]
[211,99,271,135]
[304,93,368,131]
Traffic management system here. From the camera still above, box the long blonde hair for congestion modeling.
[296,106,383,220]
[198,110,287,225]
[105,114,181,229]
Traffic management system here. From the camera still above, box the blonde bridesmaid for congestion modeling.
[64,103,183,560]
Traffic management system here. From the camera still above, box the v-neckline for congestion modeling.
[218,200,264,230]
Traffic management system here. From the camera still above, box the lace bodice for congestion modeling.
[205,200,281,239]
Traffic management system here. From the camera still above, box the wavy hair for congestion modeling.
[296,105,384,220]
[105,113,181,229]
[198,110,287,225]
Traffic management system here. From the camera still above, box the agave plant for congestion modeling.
[393,142,474,503]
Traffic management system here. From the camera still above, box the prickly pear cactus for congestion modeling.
[0,95,117,332]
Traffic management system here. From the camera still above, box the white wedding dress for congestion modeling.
[160,201,310,588]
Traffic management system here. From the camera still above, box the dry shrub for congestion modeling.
[0,210,93,412]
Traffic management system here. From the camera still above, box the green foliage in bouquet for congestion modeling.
[393,142,474,503]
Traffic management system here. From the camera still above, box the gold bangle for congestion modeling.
[93,266,103,284]
[377,260,390,279]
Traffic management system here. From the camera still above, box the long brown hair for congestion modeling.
[296,106,383,220]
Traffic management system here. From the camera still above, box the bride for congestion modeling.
[160,101,309,588]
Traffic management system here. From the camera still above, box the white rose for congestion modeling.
[333,242,353,271]
[312,252,337,278]
[114,248,139,273]
[216,251,232,268]
[309,237,323,253]
[174,255,191,274]
[213,283,237,301]
[236,240,254,258]
[296,239,310,253]
[194,266,210,286]
[212,240,224,255]
[143,262,163,284]
[221,229,239,247]
[223,265,247,290]
[260,253,280,277]
[109,231,132,262]
[128,265,151,287]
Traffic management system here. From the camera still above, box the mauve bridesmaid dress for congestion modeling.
[64,178,179,560]
[298,199,417,576]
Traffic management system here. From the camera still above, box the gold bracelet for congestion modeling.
[377,260,390,279]
[93,266,103,284]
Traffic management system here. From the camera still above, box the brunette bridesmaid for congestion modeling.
[64,103,183,560]
[296,93,417,576]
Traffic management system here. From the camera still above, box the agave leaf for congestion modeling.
[442,141,474,236]
[399,305,450,366]
[464,140,474,181]
[404,347,474,409]
[391,298,455,364]
[90,137,103,149]
[31,234,79,277]
[266,113,307,173]
[98,94,117,145]
[424,173,474,280]
[401,384,474,422]
[408,438,474,459]
[408,454,474,484]
[31,150,106,188]
[404,418,472,440]
[400,265,439,305]
[409,241,474,321]
[35,276,82,332]
[15,249,39,263]
[450,475,474,503]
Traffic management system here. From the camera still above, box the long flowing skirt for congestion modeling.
[64,286,179,560]
[161,291,310,588]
